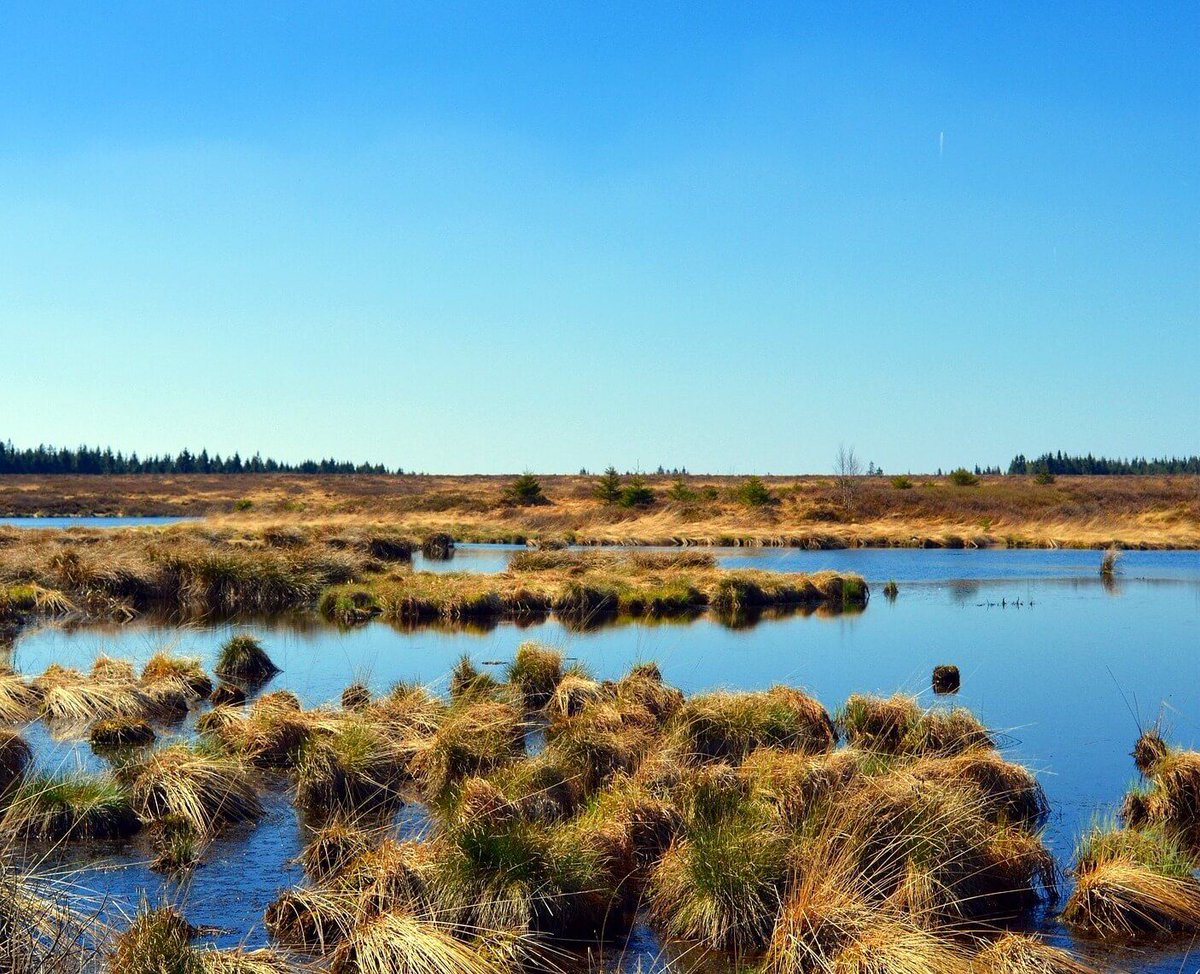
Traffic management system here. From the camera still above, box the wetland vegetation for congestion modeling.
[0,470,1197,549]
[0,636,1197,972]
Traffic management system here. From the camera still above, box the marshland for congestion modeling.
[1,471,1198,549]
[0,517,1196,973]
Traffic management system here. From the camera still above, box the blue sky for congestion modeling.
[1,2,1196,474]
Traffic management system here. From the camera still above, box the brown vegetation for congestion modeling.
[0,525,866,628]
[0,471,1195,547]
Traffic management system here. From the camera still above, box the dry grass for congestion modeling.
[0,771,140,841]
[0,670,40,723]
[1,523,866,626]
[1122,729,1200,846]
[1062,823,1200,939]
[974,933,1096,973]
[118,743,262,834]
[1,471,1196,548]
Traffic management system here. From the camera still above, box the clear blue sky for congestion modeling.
[1,2,1196,474]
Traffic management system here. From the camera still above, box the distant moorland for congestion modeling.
[0,472,1196,549]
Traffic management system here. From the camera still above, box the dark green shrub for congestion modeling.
[619,476,655,508]
[948,468,980,487]
[504,473,549,506]
[594,467,622,504]
[735,477,774,507]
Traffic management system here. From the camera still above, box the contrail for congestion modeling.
[939,131,944,157]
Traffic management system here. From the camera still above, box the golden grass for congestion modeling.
[3,471,1196,548]
[330,910,503,974]
[1062,824,1200,939]
[974,933,1096,974]
[0,670,40,723]
[119,743,262,835]
[0,521,867,627]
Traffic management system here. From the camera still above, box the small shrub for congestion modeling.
[882,580,899,599]
[735,477,774,508]
[618,476,655,508]
[234,499,254,511]
[503,473,549,506]
[948,468,980,487]
[594,467,623,504]
[667,477,697,502]
[890,475,913,489]
[1033,469,1056,485]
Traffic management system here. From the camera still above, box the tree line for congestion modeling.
[1008,452,1200,476]
[0,441,399,475]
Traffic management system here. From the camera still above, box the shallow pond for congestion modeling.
[6,566,1200,971]
[414,544,1200,582]
[0,515,197,528]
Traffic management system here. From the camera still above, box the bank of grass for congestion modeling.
[319,551,866,626]
[0,524,866,627]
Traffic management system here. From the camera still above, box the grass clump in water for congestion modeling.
[1062,822,1200,939]
[1122,728,1200,844]
[670,687,836,764]
[505,643,564,710]
[119,742,262,835]
[142,651,213,698]
[214,634,280,683]
[1,771,140,841]
[90,716,156,748]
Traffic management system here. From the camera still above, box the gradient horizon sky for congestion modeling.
[1,3,1197,474]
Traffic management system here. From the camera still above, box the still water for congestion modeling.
[6,566,1200,971]
[413,544,1200,582]
[0,516,197,528]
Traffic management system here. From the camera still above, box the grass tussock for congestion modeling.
[505,643,563,710]
[119,743,262,835]
[142,651,213,698]
[1062,822,1200,939]
[670,687,837,764]
[89,716,156,748]
[0,669,40,723]
[214,634,280,683]
[295,719,407,816]
[1122,728,1200,845]
[1,771,140,841]
[974,933,1096,974]
[0,728,32,793]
